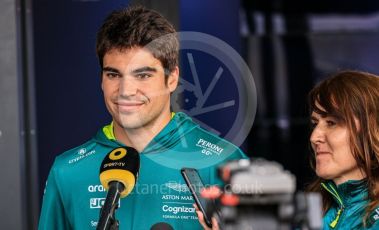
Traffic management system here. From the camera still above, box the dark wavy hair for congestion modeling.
[307,70,379,224]
[96,5,179,77]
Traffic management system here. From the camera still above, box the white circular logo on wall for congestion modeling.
[171,32,257,146]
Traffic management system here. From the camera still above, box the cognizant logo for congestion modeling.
[162,205,195,214]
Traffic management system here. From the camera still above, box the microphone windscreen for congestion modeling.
[150,222,174,230]
[99,147,140,198]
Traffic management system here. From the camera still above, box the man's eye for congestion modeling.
[106,73,120,79]
[136,73,151,79]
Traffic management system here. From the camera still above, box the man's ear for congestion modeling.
[167,66,179,93]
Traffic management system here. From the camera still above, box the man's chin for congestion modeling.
[119,118,147,130]
[120,123,146,130]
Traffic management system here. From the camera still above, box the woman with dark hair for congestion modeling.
[308,70,379,229]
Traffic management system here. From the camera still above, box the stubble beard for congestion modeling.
[118,111,153,130]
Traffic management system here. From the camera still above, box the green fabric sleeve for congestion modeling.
[38,162,71,230]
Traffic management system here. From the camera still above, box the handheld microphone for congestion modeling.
[150,222,174,230]
[97,147,140,230]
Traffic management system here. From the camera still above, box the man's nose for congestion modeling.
[119,77,137,97]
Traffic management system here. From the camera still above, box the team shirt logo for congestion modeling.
[196,138,224,156]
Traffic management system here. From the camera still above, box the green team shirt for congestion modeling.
[322,180,379,229]
[38,112,247,230]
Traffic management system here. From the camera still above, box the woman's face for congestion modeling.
[310,109,365,185]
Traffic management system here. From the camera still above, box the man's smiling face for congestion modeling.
[101,47,178,131]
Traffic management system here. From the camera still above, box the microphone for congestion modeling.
[150,222,174,230]
[97,147,140,230]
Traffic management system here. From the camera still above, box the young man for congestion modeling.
[39,6,246,229]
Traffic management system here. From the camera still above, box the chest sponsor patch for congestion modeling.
[161,181,197,221]
[196,138,224,156]
[68,149,96,164]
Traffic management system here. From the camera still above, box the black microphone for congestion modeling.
[150,222,174,230]
[97,147,140,230]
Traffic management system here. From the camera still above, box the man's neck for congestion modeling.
[113,113,172,152]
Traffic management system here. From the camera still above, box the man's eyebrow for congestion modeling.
[131,66,157,74]
[102,67,121,73]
